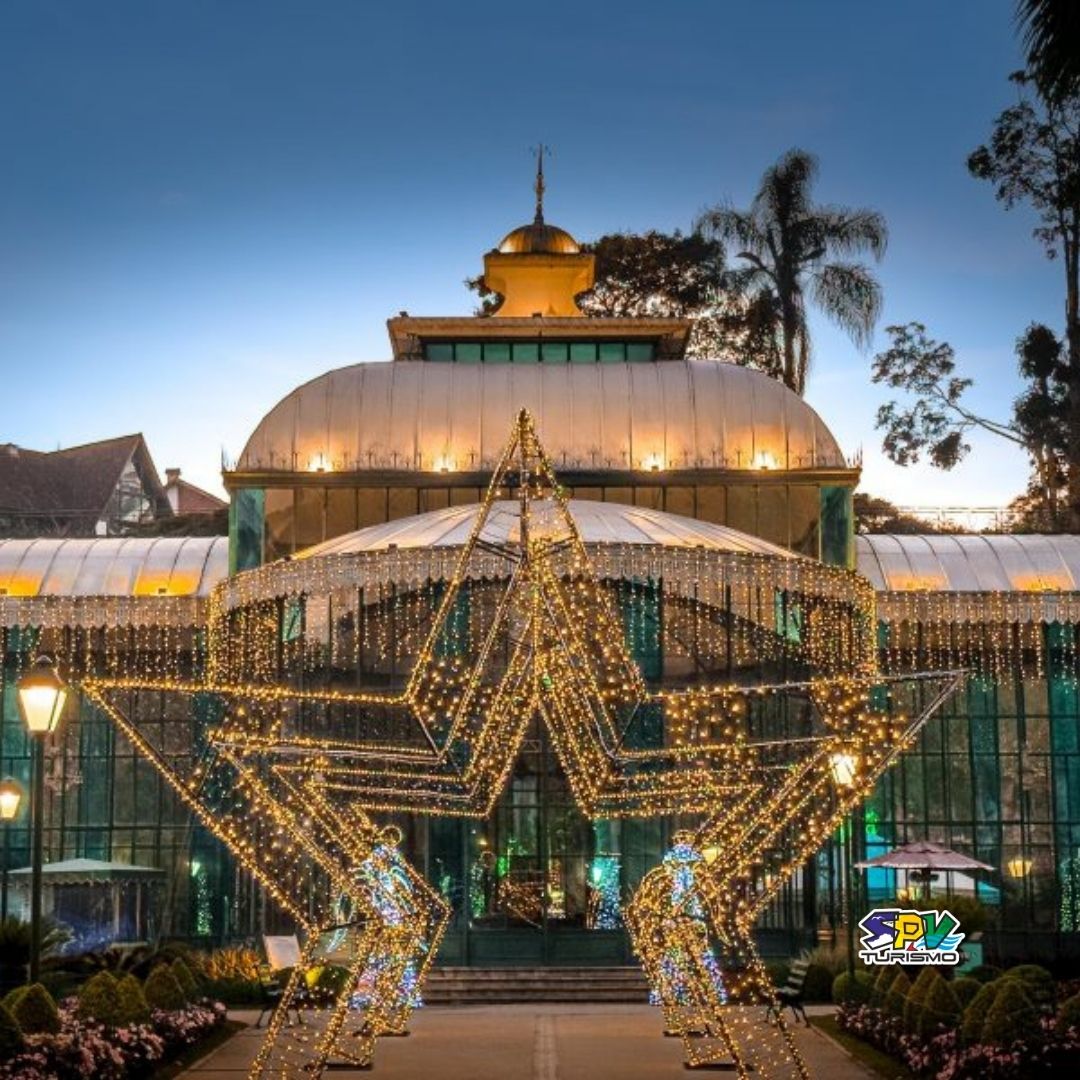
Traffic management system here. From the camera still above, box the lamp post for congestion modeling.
[0,779,23,923]
[16,657,68,983]
[829,750,859,981]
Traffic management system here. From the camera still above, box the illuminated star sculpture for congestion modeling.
[80,410,958,1079]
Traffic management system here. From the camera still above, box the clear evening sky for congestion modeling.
[0,0,1059,505]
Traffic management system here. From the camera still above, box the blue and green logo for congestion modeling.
[857,908,964,965]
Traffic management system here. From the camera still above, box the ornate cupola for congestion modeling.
[481,148,595,316]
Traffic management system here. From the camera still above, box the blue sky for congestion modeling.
[0,0,1060,505]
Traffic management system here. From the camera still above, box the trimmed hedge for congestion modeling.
[1002,964,1055,1011]
[919,975,962,1039]
[961,981,1001,1044]
[77,971,122,1027]
[0,1002,22,1057]
[1057,991,1080,1035]
[832,970,873,1006]
[117,973,151,1025]
[144,965,185,1012]
[951,976,982,1009]
[870,965,893,1007]
[10,983,59,1035]
[0,986,27,1015]
[904,969,938,1034]
[171,958,198,1002]
[982,978,1038,1046]
[884,971,911,1019]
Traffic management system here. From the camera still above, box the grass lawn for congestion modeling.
[813,1015,915,1080]
[152,1019,247,1079]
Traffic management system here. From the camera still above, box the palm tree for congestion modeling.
[1017,0,1080,103]
[697,149,887,396]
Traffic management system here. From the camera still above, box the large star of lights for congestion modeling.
[81,410,961,1078]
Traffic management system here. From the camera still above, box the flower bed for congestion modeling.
[837,1002,1080,1078]
[0,1000,227,1079]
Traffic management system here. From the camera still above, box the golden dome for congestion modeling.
[498,221,580,255]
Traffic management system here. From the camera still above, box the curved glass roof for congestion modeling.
[856,534,1080,592]
[299,499,800,560]
[237,359,849,475]
[0,537,228,598]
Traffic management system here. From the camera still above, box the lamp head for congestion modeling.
[16,655,68,735]
[0,778,22,822]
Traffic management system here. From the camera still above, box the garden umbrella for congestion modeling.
[854,841,993,899]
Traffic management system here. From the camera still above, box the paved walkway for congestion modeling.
[183,1004,874,1079]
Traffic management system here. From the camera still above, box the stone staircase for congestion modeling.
[423,966,650,1005]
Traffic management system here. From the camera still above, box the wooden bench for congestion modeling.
[767,956,810,1026]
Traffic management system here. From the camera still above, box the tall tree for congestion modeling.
[696,149,887,396]
[1017,0,1080,103]
[968,73,1080,527]
[873,321,1068,529]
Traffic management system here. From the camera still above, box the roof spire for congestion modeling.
[533,143,548,225]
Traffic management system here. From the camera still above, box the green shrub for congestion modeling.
[0,986,27,1014]
[170,958,198,1001]
[803,941,853,977]
[968,963,1002,984]
[1002,964,1055,1011]
[904,969,939,1034]
[0,1003,23,1058]
[918,894,988,935]
[1056,991,1080,1035]
[952,976,982,1009]
[116,974,151,1025]
[306,964,352,1002]
[10,983,59,1035]
[884,971,911,1018]
[961,981,1001,1044]
[919,976,962,1038]
[801,962,834,1003]
[982,978,1038,1046]
[832,970,873,1005]
[870,965,894,1007]
[77,971,122,1027]
[144,965,185,1011]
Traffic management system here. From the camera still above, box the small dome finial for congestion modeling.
[533,143,548,225]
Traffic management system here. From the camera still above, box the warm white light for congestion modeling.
[434,454,456,473]
[1007,857,1032,878]
[752,450,778,470]
[0,779,22,822]
[643,453,665,472]
[307,453,328,472]
[16,657,68,735]
[829,751,859,788]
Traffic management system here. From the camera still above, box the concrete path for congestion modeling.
[183,1004,874,1079]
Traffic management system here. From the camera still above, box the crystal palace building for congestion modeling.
[2,201,1079,967]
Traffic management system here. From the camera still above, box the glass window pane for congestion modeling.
[294,487,325,550]
[726,485,757,534]
[696,485,724,524]
[483,343,510,364]
[388,488,418,521]
[570,343,595,363]
[455,343,481,364]
[264,488,295,561]
[421,488,450,512]
[358,488,386,527]
[598,343,625,363]
[665,486,694,517]
[512,343,539,363]
[326,488,357,540]
[627,343,654,362]
[542,343,567,364]
[425,343,453,362]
